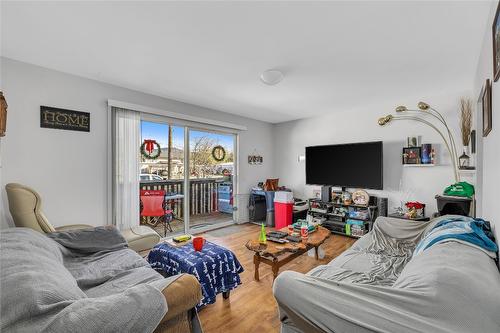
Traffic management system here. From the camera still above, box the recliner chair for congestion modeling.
[5,183,160,253]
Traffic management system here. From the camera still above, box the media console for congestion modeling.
[307,193,387,239]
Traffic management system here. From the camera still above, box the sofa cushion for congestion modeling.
[1,227,178,333]
[308,221,416,286]
[64,247,155,291]
[274,216,500,333]
[0,228,86,330]
[392,241,500,331]
[122,225,161,252]
[84,265,164,298]
[160,274,202,322]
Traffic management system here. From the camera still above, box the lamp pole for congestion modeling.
[378,103,460,183]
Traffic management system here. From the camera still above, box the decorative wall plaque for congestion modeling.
[0,91,7,137]
[40,106,90,132]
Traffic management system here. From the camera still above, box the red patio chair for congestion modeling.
[140,190,173,236]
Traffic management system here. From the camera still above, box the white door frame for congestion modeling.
[138,114,240,236]
[186,127,238,234]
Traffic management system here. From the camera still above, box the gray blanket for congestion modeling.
[273,216,500,333]
[307,215,433,286]
[0,227,178,333]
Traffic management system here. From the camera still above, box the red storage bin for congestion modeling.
[274,191,294,229]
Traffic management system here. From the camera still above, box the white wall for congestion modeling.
[4,13,497,234]
[0,139,7,229]
[1,58,274,228]
[273,90,472,216]
[474,1,500,242]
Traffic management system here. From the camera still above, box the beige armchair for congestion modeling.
[5,183,160,253]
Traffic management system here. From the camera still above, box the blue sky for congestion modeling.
[141,121,233,151]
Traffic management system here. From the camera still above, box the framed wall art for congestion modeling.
[493,1,500,81]
[482,79,492,137]
[40,106,90,132]
[0,91,7,137]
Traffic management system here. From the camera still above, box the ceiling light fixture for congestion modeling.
[260,69,284,85]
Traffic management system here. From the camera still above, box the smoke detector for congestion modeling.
[260,69,284,85]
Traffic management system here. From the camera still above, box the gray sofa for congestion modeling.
[273,216,500,333]
[0,226,203,333]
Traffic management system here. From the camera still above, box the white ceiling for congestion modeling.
[1,1,492,123]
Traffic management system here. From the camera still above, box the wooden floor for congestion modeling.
[196,223,356,333]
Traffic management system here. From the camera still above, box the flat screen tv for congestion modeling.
[305,141,383,190]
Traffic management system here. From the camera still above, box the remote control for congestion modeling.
[267,231,288,238]
[286,235,301,242]
[267,236,288,244]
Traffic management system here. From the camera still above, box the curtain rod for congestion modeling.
[108,99,247,131]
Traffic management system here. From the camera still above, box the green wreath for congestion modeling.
[141,140,161,160]
[212,145,226,162]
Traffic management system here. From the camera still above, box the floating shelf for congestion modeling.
[459,169,476,174]
[403,164,436,167]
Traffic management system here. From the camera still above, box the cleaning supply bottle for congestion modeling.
[259,223,267,244]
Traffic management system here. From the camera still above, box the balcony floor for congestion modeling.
[144,212,234,236]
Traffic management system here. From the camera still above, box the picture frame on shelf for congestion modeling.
[482,79,492,137]
[421,144,434,164]
[407,136,421,147]
[402,147,421,164]
[493,1,500,82]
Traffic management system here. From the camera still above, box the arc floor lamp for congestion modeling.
[378,102,460,183]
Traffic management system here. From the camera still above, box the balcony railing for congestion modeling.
[140,178,228,219]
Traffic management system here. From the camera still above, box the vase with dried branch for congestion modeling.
[459,98,473,169]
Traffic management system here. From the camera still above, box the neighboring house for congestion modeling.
[139,174,164,181]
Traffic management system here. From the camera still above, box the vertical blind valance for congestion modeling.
[112,107,140,230]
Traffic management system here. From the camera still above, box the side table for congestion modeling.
[148,240,244,308]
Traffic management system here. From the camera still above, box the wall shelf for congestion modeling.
[459,169,476,174]
[403,164,436,167]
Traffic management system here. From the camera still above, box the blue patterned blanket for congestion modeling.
[414,216,498,258]
[148,241,243,308]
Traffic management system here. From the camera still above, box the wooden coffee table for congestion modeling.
[245,226,330,281]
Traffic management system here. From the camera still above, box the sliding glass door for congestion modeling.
[139,120,186,236]
[188,129,236,231]
[139,115,237,237]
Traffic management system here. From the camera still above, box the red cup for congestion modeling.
[193,237,206,251]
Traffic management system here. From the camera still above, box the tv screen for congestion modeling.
[305,141,383,190]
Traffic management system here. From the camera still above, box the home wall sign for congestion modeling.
[40,106,90,132]
[248,154,263,165]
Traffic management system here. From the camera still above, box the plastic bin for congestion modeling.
[274,191,294,229]
[218,183,233,214]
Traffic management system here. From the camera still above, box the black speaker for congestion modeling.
[321,186,332,202]
[375,197,388,217]
[471,130,476,154]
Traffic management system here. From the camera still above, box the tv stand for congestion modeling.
[308,192,380,238]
